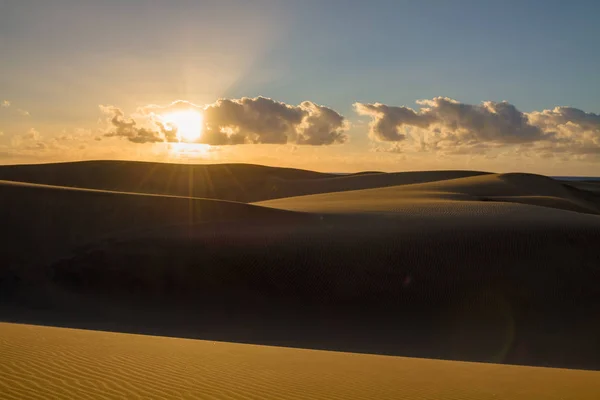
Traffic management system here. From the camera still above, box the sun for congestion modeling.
[160,109,203,142]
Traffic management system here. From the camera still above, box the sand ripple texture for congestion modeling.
[1,322,599,400]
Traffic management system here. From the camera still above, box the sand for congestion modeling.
[0,161,332,202]
[0,160,489,202]
[258,172,600,215]
[0,178,311,267]
[1,160,600,395]
[1,322,599,400]
[562,180,600,195]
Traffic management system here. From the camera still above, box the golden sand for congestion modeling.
[1,323,598,399]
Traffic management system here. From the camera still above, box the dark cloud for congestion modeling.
[200,97,302,145]
[354,103,431,141]
[201,97,348,145]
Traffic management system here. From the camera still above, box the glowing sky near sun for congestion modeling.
[160,110,204,143]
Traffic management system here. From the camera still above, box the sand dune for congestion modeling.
[0,160,491,202]
[0,160,333,202]
[1,322,598,400]
[2,162,600,372]
[0,179,310,269]
[262,169,490,200]
[259,172,600,215]
[23,177,600,368]
[563,180,600,195]
[1,162,595,210]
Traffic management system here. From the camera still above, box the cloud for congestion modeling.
[296,101,349,145]
[354,103,431,141]
[355,97,546,145]
[200,97,348,145]
[528,107,600,132]
[100,105,172,144]
[2,128,94,160]
[104,97,348,146]
[0,100,29,116]
[10,128,46,150]
[355,97,600,158]
[526,107,600,155]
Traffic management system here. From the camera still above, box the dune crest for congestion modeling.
[0,160,491,202]
[0,161,332,202]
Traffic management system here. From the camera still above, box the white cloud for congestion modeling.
[527,107,600,156]
[355,98,600,158]
[1,100,10,108]
[355,97,546,144]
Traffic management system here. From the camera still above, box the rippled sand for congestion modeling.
[2,323,599,400]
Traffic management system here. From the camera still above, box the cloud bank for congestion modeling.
[102,97,348,146]
[355,97,600,156]
[98,96,600,160]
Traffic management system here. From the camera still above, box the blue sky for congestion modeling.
[244,0,600,114]
[3,1,599,113]
[1,0,599,173]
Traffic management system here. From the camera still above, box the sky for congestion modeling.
[1,0,600,174]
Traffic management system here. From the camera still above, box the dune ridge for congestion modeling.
[0,160,333,202]
[0,160,492,202]
[6,161,597,215]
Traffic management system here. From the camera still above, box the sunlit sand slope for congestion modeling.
[262,169,490,200]
[1,323,598,400]
[259,172,600,214]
